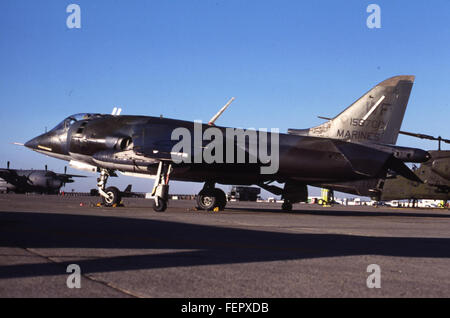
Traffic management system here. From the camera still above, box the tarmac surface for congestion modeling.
[0,193,449,298]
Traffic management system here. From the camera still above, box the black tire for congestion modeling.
[282,201,292,212]
[196,189,217,211]
[214,188,227,211]
[153,197,167,212]
[102,186,121,207]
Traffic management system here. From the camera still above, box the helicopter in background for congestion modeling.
[376,131,450,204]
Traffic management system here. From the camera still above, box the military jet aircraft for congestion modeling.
[0,161,85,194]
[23,75,429,212]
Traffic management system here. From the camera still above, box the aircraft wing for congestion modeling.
[0,169,19,184]
[131,124,211,162]
[55,173,87,184]
[55,173,87,178]
[132,124,181,160]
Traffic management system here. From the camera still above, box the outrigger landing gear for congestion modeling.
[281,200,293,212]
[196,182,227,211]
[151,162,172,212]
[259,181,307,212]
[97,169,121,207]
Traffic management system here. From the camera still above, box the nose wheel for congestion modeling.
[103,186,121,207]
[151,162,172,212]
[97,169,122,207]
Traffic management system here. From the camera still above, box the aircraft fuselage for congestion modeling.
[25,114,419,187]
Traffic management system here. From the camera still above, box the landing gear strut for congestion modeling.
[151,162,172,212]
[97,169,121,207]
[196,182,227,211]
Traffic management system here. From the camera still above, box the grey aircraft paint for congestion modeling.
[22,76,429,211]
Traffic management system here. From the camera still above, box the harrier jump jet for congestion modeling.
[23,75,428,211]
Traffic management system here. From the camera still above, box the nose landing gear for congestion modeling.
[151,162,172,212]
[97,169,121,207]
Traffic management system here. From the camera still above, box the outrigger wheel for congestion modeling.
[281,200,293,212]
[102,186,121,207]
[196,188,227,211]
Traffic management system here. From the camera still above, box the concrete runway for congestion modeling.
[0,193,449,298]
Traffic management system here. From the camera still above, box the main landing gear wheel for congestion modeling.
[102,186,121,207]
[196,188,227,211]
[197,189,217,211]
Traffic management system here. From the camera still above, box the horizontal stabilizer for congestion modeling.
[384,156,423,183]
[332,140,392,177]
[332,140,423,183]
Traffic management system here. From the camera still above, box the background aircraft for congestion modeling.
[23,76,428,212]
[0,161,85,194]
[318,132,450,204]
[377,132,450,203]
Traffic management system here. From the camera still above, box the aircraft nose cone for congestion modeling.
[25,134,54,152]
[25,136,40,150]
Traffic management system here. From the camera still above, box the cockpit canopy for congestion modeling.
[50,113,102,131]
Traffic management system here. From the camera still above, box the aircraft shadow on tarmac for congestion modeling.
[227,206,450,218]
[0,211,450,279]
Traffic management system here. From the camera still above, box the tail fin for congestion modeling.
[288,75,415,145]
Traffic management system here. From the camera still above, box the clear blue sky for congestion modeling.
[1,0,449,196]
